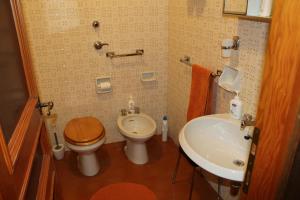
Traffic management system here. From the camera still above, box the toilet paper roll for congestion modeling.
[100,82,111,90]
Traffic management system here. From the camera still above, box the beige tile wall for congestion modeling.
[21,0,168,144]
[168,0,269,143]
[168,0,269,199]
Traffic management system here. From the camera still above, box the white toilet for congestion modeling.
[117,113,157,164]
[64,117,106,176]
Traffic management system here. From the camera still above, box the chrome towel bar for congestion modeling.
[106,49,144,59]
[179,56,222,78]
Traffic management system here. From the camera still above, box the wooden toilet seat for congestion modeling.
[64,117,105,146]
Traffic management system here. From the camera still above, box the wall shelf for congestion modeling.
[223,14,272,23]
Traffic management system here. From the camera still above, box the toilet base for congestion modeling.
[77,152,100,176]
[65,137,105,176]
[124,140,149,164]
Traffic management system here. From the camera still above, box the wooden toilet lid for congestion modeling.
[64,117,105,146]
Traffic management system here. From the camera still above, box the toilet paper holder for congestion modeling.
[96,76,112,94]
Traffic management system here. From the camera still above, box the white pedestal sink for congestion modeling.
[179,113,252,182]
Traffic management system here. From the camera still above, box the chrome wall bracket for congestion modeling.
[179,55,223,78]
[232,36,240,50]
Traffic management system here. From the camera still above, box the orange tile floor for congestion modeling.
[54,136,218,200]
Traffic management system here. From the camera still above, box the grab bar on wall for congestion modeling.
[179,56,222,78]
[106,49,144,59]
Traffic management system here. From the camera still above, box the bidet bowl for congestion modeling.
[117,113,157,142]
[117,113,157,164]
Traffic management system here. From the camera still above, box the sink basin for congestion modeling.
[179,114,252,181]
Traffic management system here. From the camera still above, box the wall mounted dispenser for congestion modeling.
[221,36,240,58]
[96,76,112,94]
[141,71,157,82]
[218,66,242,92]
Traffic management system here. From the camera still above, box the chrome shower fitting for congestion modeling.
[92,20,100,29]
[94,41,109,50]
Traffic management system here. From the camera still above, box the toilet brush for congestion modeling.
[54,132,61,150]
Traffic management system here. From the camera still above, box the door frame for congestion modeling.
[241,0,300,199]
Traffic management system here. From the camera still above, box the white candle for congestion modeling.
[247,0,261,16]
[260,0,273,17]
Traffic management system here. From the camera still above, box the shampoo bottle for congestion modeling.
[128,96,135,113]
[260,0,273,17]
[230,92,243,120]
[162,116,168,142]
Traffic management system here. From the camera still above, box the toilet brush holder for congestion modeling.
[52,144,65,160]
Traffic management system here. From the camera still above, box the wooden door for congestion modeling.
[0,1,55,199]
[241,0,300,199]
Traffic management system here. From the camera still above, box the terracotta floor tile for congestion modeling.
[54,136,218,200]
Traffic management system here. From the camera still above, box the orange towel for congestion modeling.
[187,64,213,121]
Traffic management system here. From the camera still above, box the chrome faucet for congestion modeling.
[120,107,140,116]
[121,109,127,116]
[240,114,256,130]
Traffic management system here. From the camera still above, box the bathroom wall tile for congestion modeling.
[168,0,269,199]
[21,0,168,144]
[168,0,269,143]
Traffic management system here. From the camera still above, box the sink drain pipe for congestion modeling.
[217,178,222,200]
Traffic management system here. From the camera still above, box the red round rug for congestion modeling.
[90,183,157,200]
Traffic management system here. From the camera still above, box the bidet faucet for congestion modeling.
[240,114,256,130]
[127,106,140,114]
[120,107,140,116]
[121,109,127,116]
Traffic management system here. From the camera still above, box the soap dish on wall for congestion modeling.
[96,76,112,94]
[140,71,157,82]
[218,66,241,92]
